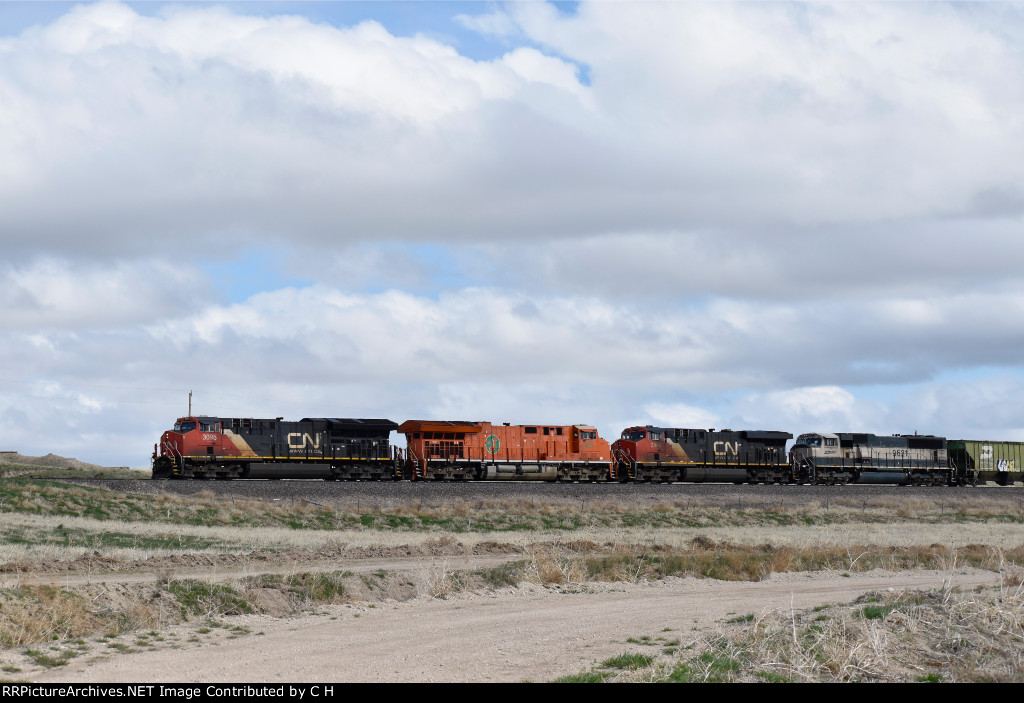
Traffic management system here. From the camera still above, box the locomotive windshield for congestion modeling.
[800,436,822,446]
[174,421,196,432]
[621,429,646,441]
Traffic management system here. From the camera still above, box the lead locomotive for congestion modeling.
[152,415,398,480]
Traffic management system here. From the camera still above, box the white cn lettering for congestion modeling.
[287,433,321,450]
[712,442,740,455]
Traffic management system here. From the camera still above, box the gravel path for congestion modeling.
[35,567,999,683]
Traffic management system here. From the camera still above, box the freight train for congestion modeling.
[152,414,1024,486]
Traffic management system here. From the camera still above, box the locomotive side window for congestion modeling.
[649,432,662,441]
[580,430,597,440]
[825,438,837,447]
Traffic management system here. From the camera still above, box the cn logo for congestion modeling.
[485,435,501,454]
[287,433,320,450]
[713,441,740,455]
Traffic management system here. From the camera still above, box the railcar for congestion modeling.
[152,415,399,479]
[789,432,950,485]
[947,440,1024,486]
[611,426,793,483]
[398,420,614,481]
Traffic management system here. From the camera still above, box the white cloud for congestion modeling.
[0,258,207,329]
[454,9,520,40]
[3,1,1024,259]
[734,385,880,433]
[5,274,1024,463]
[643,402,720,429]
[4,2,1024,464]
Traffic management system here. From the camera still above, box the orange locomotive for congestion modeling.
[398,420,615,481]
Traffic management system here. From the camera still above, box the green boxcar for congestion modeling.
[947,440,1024,485]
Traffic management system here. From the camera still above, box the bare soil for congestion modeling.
[14,553,998,683]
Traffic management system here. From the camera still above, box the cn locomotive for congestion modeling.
[152,416,399,480]
[151,414,1023,486]
[399,420,613,481]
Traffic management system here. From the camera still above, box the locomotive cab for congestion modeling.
[153,416,228,478]
[572,425,602,456]
[791,433,841,460]
[611,426,671,464]
[789,432,840,483]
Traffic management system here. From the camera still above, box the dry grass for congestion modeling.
[0,586,100,647]
[418,559,464,598]
[4,506,1024,572]
[564,583,1024,683]
[488,539,1024,586]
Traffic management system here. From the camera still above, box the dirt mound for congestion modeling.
[0,452,110,471]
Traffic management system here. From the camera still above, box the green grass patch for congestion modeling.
[663,662,697,682]
[553,671,608,683]
[601,652,654,670]
[726,613,755,623]
[757,670,795,683]
[160,580,254,620]
[861,604,897,620]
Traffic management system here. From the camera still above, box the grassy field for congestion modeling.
[1,476,1023,681]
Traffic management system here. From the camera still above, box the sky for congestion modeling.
[2,0,1024,466]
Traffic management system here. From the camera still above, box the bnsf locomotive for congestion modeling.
[152,414,1023,486]
[788,432,952,486]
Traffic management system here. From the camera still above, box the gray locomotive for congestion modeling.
[789,432,952,485]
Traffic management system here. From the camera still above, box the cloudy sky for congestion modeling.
[2,1,1024,466]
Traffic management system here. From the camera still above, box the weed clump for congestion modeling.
[160,580,254,620]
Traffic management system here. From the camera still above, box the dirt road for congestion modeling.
[35,567,997,683]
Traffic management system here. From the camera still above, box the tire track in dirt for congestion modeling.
[35,568,999,683]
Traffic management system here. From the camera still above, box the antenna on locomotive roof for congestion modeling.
[188,390,192,418]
